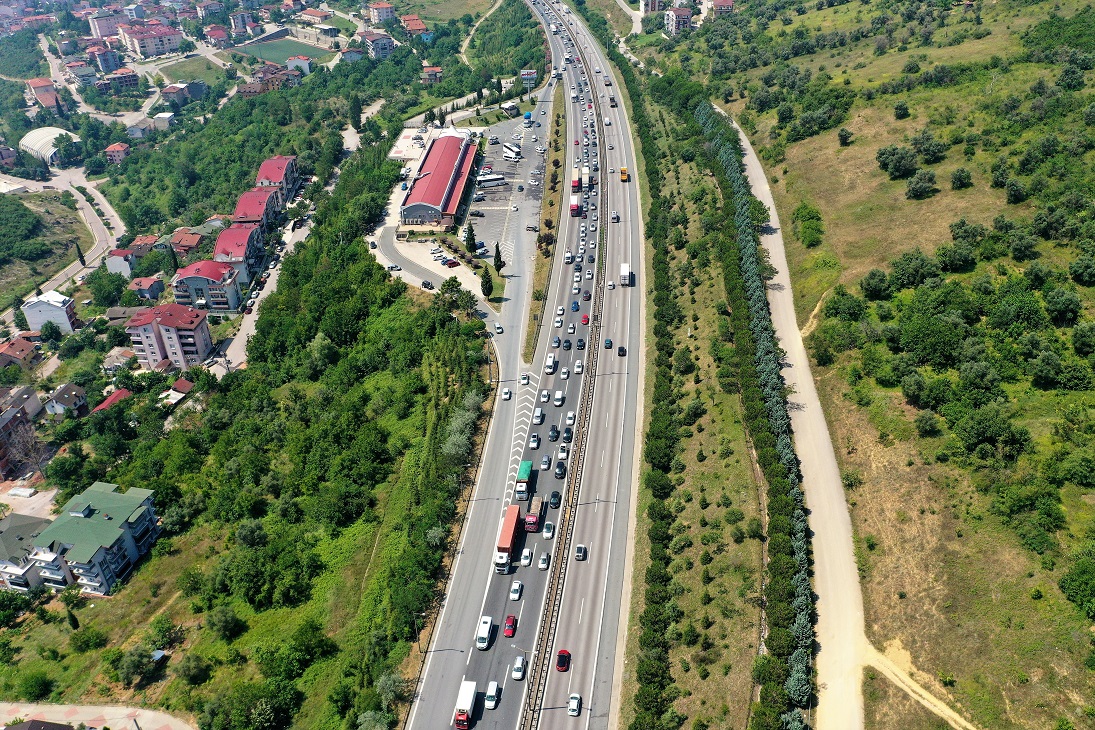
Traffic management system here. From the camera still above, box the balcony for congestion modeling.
[38,567,66,581]
[77,574,102,587]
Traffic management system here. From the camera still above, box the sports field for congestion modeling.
[238,38,333,65]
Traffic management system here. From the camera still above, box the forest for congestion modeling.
[464,0,548,81]
[0,29,47,79]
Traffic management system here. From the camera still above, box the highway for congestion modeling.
[404,1,645,728]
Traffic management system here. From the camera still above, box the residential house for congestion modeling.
[420,65,442,84]
[169,227,204,256]
[105,248,138,278]
[65,61,99,86]
[255,154,299,203]
[117,22,183,58]
[126,118,155,138]
[128,276,164,300]
[400,13,428,37]
[21,15,56,30]
[0,386,43,421]
[89,11,124,38]
[366,1,395,24]
[204,24,229,47]
[153,111,175,130]
[21,291,77,335]
[4,720,81,730]
[44,384,89,420]
[229,10,252,33]
[25,78,61,111]
[711,0,734,15]
[161,83,189,104]
[664,6,691,35]
[159,377,194,406]
[233,187,280,228]
[88,46,122,73]
[123,3,146,19]
[196,0,224,18]
[0,513,54,593]
[0,403,30,478]
[213,223,263,285]
[643,0,664,11]
[238,81,265,97]
[125,303,214,370]
[298,6,331,23]
[286,54,311,74]
[101,344,136,372]
[339,47,364,63]
[362,30,393,59]
[104,141,130,164]
[101,67,140,91]
[0,145,17,168]
[29,481,161,595]
[171,260,242,311]
[92,388,133,413]
[0,338,40,370]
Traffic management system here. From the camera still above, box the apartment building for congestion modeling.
[89,11,124,38]
[254,154,300,203]
[362,30,393,59]
[0,513,53,592]
[105,142,131,164]
[125,303,213,370]
[29,482,161,595]
[171,260,243,311]
[367,1,395,24]
[117,22,183,58]
[213,223,263,285]
[665,6,692,35]
[21,291,77,335]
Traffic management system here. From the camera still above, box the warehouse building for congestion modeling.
[399,131,476,228]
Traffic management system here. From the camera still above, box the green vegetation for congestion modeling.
[237,38,334,66]
[0,194,44,262]
[464,0,546,78]
[160,57,231,87]
[0,29,47,79]
[0,192,92,309]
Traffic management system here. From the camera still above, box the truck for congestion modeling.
[570,91,578,102]
[549,22,557,33]
[495,505,521,573]
[604,75,612,86]
[582,165,593,188]
[515,460,533,500]
[620,263,631,287]
[454,680,477,729]
[524,111,532,120]
[569,194,580,216]
[620,166,629,182]
[525,495,543,531]
[571,174,581,192]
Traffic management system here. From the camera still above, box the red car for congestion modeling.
[446,260,460,268]
[504,615,517,638]
[574,139,579,145]
[556,649,571,671]
[588,103,593,109]
[581,314,589,325]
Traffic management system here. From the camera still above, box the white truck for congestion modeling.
[454,680,477,729]
[620,263,631,286]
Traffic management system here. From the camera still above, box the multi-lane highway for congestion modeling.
[405,2,644,728]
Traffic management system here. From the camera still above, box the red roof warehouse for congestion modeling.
[399,132,477,228]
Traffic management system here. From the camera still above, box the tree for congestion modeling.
[175,652,211,685]
[464,223,476,254]
[905,170,938,200]
[951,168,973,190]
[860,269,891,300]
[86,266,126,307]
[493,243,505,274]
[837,127,853,146]
[1070,256,1095,286]
[118,644,155,686]
[348,95,363,132]
[1045,288,1081,326]
[12,305,28,331]
[207,604,247,641]
[40,320,62,343]
[1005,178,1028,204]
[894,100,910,119]
[914,410,940,437]
[70,627,108,653]
[19,671,53,700]
[480,268,494,299]
[1073,322,1095,356]
[876,145,918,179]
[6,424,48,472]
[73,240,86,266]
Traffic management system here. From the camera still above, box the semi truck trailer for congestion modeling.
[494,505,521,573]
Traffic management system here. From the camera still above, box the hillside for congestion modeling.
[632,0,1095,726]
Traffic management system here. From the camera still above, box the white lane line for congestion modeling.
[578,598,585,625]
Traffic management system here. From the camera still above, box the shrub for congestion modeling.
[876,145,919,179]
[894,100,910,119]
[905,170,938,199]
[951,168,973,190]
[70,627,108,653]
[19,671,53,700]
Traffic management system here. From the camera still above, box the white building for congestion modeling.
[21,291,78,334]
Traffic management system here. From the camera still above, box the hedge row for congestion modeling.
[694,102,815,730]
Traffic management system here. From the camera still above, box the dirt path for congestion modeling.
[863,645,980,730]
[458,0,507,66]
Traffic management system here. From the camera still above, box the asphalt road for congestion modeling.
[403,1,645,728]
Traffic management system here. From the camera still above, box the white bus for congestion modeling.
[477,174,506,188]
[502,143,522,157]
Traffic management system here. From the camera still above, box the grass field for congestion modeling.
[159,57,229,86]
[0,192,91,309]
[237,38,333,66]
[400,0,494,22]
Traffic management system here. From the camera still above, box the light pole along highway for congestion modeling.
[403,1,645,728]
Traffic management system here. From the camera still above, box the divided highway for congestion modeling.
[405,2,644,728]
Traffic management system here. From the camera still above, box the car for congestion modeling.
[510,580,523,600]
[561,367,570,380]
[554,317,564,328]
[554,462,567,479]
[386,264,402,272]
[520,372,530,385]
[558,443,569,460]
[571,300,580,311]
[244,306,253,314]
[268,261,277,270]
[575,544,587,560]
[530,433,540,449]
[502,387,512,400]
[549,490,562,508]
[562,339,572,350]
[581,314,589,325]
[574,139,579,145]
[447,260,462,268]
[573,272,582,282]
[538,553,550,570]
[583,289,592,301]
[568,693,582,717]
[549,424,560,441]
[422,280,434,290]
[495,322,504,334]
[586,269,594,279]
[544,521,555,539]
[504,614,517,637]
[608,280,615,290]
[565,410,576,427]
[567,323,576,335]
[469,210,485,217]
[246,297,257,308]
[605,338,613,349]
[556,649,571,671]
[556,305,565,316]
[572,282,582,293]
[608,143,614,150]
[552,336,561,348]
[574,359,584,375]
[609,167,615,174]
[517,185,524,192]
[513,655,527,680]
[618,346,627,356]
[588,254,595,263]
[540,389,550,403]
[562,426,573,443]
[512,204,519,211]
[540,454,551,470]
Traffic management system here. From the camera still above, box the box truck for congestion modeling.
[620,263,631,286]
[525,495,543,531]
[516,460,533,500]
[454,680,477,728]
[495,505,521,573]
[569,195,580,216]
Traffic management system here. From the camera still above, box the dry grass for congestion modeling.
[864,669,952,730]
[0,192,90,308]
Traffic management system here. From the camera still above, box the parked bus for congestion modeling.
[503,142,521,156]
[477,174,506,188]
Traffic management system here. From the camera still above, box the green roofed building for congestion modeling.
[29,482,160,595]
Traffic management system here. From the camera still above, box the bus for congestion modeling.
[502,143,521,157]
[477,174,506,188]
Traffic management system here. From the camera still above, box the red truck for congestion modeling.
[524,495,543,532]
[569,194,580,216]
[495,505,521,574]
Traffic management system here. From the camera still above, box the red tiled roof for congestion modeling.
[370,1,393,7]
[403,134,474,216]
[126,303,207,330]
[109,248,135,257]
[175,260,233,282]
[669,7,692,15]
[105,142,130,152]
[26,78,54,88]
[133,234,159,246]
[256,155,295,185]
[234,187,276,219]
[206,27,228,39]
[128,276,160,289]
[171,378,194,394]
[0,338,36,361]
[301,7,330,16]
[92,387,133,413]
[214,223,259,259]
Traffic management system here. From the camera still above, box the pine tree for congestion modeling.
[493,243,505,274]
[464,223,476,253]
[480,268,493,299]
[13,304,28,331]
[349,95,363,132]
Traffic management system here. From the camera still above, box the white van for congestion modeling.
[533,407,544,425]
[476,616,492,650]
[553,390,564,407]
[484,681,500,709]
[564,250,574,264]
[545,353,557,373]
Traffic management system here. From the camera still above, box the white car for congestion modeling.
[558,444,569,460]
[566,411,576,426]
[502,387,512,400]
[520,372,530,385]
[560,367,570,380]
[495,323,504,334]
[586,269,594,279]
[544,521,555,539]
[512,205,519,211]
[605,119,612,126]
[512,655,527,680]
[510,580,523,600]
[568,693,582,716]
[609,167,615,174]
[540,389,550,402]
[567,323,576,334]
[557,305,565,316]
[541,454,551,470]
[521,549,533,566]
[608,280,616,289]
[575,360,584,374]
[554,317,564,328]
[572,284,581,295]
[530,433,540,448]
[538,552,550,570]
[573,272,582,283]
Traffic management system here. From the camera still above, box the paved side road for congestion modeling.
[0,702,195,730]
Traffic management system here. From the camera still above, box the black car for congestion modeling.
[422,280,434,290]
[587,254,595,263]
[574,261,583,271]
[576,338,585,350]
[548,425,560,442]
[552,336,561,348]
[554,462,567,479]
[582,290,591,301]
[469,210,485,217]
[562,427,573,443]
[618,346,627,356]
[562,339,572,350]
[549,490,562,508]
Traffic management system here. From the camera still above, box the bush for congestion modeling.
[19,671,53,700]
[905,170,938,200]
[951,168,973,190]
[894,100,910,119]
[876,145,919,179]
[1005,178,1028,204]
[70,627,108,653]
